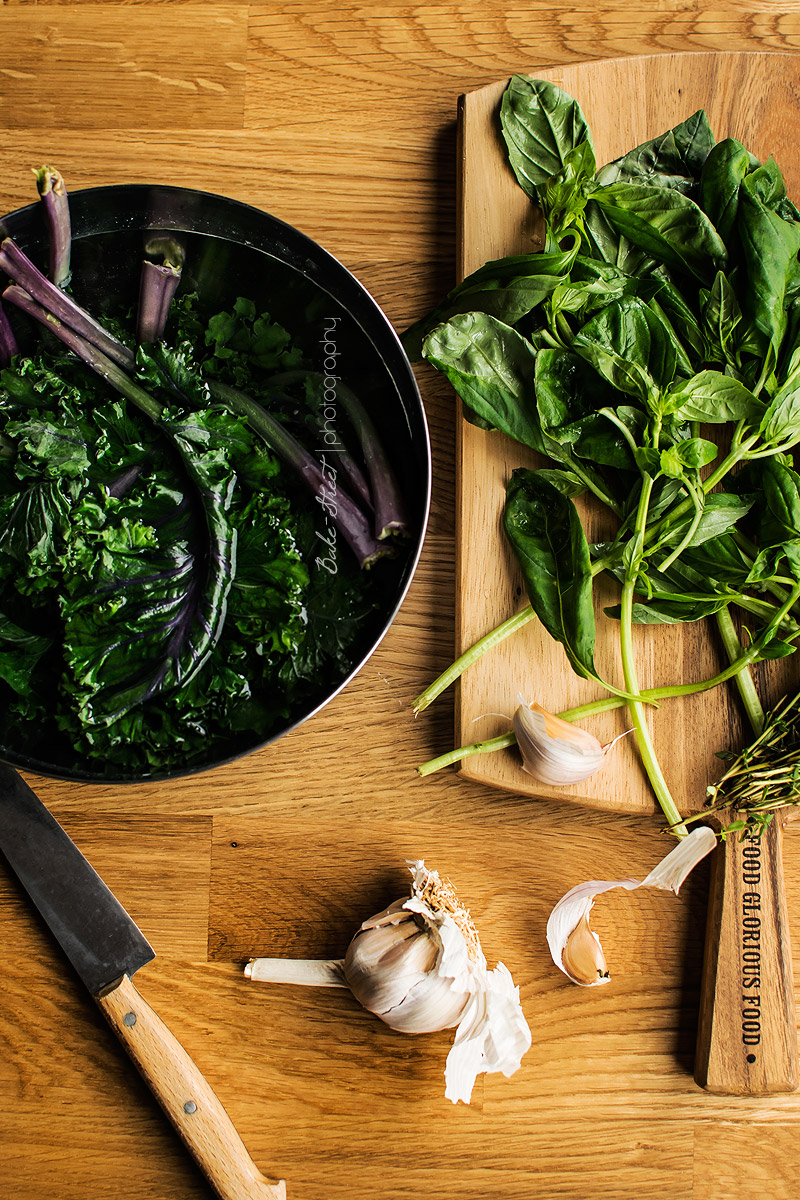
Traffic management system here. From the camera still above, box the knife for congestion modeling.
[0,763,286,1200]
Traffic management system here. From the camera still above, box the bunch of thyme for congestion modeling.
[687,692,800,840]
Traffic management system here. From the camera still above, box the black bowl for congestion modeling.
[0,185,430,782]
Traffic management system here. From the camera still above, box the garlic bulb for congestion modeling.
[343,897,470,1033]
[513,697,629,786]
[245,860,531,1104]
[547,826,717,986]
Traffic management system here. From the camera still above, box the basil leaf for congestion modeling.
[535,348,635,470]
[596,110,716,193]
[668,492,755,547]
[738,176,800,361]
[698,138,752,246]
[758,637,798,660]
[592,182,727,281]
[759,372,800,448]
[500,75,595,198]
[547,259,630,321]
[423,315,618,506]
[422,312,542,449]
[663,370,762,423]
[402,248,577,360]
[607,594,730,624]
[504,468,598,680]
[681,533,752,587]
[660,437,717,475]
[534,467,587,498]
[573,296,677,405]
[583,199,657,275]
[746,157,789,209]
[754,458,800,545]
[538,142,597,237]
[633,276,706,364]
[700,271,745,365]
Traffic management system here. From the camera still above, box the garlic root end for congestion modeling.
[245,958,348,988]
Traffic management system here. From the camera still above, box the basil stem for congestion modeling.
[412,605,538,715]
[618,473,688,835]
[715,607,765,737]
[416,623,796,779]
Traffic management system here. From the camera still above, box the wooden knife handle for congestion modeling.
[96,973,286,1199]
[695,816,798,1094]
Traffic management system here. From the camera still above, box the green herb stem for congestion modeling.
[417,731,517,776]
[715,607,765,738]
[619,473,689,836]
[416,639,778,776]
[411,545,629,715]
[412,605,538,714]
[568,457,623,517]
[656,475,704,572]
[734,593,800,635]
[641,433,760,555]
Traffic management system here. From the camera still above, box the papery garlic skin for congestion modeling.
[347,861,531,1101]
[547,826,717,986]
[513,698,609,786]
[445,963,530,1105]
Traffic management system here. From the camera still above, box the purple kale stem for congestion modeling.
[336,379,410,540]
[207,379,387,569]
[331,444,373,511]
[33,165,72,288]
[137,260,182,344]
[4,282,385,570]
[0,236,134,371]
[269,384,372,510]
[269,370,410,540]
[3,285,163,423]
[0,298,18,366]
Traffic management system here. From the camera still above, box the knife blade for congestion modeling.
[0,763,286,1200]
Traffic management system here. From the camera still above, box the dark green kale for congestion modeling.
[0,295,381,777]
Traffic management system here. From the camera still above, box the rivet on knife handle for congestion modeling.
[695,818,798,1094]
[97,973,286,1200]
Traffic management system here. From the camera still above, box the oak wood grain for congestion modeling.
[2,7,800,1200]
[1,6,248,129]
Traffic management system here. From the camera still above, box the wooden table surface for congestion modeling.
[4,4,800,1199]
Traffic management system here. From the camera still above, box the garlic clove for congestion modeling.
[513,697,616,786]
[376,969,471,1035]
[560,913,609,986]
[546,825,716,986]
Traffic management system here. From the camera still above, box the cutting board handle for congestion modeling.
[695,817,798,1094]
[96,973,286,1200]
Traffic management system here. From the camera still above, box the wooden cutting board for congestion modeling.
[455,51,800,817]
